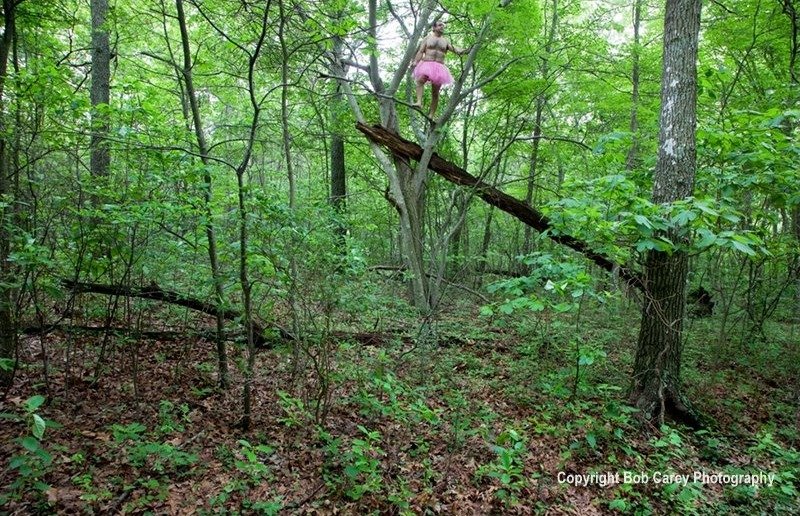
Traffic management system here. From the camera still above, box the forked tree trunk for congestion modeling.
[629,0,702,426]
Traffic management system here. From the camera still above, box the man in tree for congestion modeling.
[411,20,466,116]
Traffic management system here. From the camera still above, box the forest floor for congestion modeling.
[1,297,799,514]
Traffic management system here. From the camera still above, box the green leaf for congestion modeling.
[609,499,627,510]
[32,414,46,439]
[586,434,597,449]
[696,229,717,248]
[21,436,40,452]
[633,214,652,229]
[671,209,697,226]
[731,240,756,256]
[25,395,46,412]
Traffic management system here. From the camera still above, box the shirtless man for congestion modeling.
[411,21,467,116]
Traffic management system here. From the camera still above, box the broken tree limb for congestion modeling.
[59,281,417,348]
[61,280,295,346]
[356,122,644,291]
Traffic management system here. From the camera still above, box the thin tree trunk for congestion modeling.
[782,0,798,84]
[781,1,800,323]
[524,0,557,255]
[278,0,305,390]
[625,0,642,171]
[175,0,228,389]
[630,0,702,426]
[614,0,643,293]
[523,98,544,254]
[239,0,271,431]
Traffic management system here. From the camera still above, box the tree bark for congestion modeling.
[329,36,347,216]
[0,0,18,388]
[90,0,111,180]
[630,0,702,426]
[782,0,798,84]
[61,280,291,345]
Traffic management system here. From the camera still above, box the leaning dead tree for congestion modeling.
[356,123,644,291]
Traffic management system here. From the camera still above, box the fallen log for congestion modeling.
[59,281,418,348]
[61,280,294,346]
[22,323,190,341]
[356,122,644,291]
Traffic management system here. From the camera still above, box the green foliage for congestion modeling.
[746,432,800,509]
[476,428,528,507]
[350,355,441,427]
[0,395,56,507]
[276,390,310,428]
[483,251,602,318]
[323,425,386,500]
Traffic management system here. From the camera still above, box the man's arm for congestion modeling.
[448,40,467,56]
[413,36,428,66]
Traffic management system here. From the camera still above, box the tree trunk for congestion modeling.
[523,97,544,255]
[175,0,229,388]
[625,0,642,171]
[0,0,18,388]
[523,0,557,255]
[90,0,111,180]
[630,0,701,426]
[782,1,800,322]
[329,36,347,216]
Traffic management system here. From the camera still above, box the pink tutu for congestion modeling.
[413,61,453,86]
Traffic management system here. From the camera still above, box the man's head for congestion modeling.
[432,21,445,35]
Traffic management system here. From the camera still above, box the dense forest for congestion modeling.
[0,0,798,513]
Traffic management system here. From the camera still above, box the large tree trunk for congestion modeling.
[0,0,18,388]
[90,0,110,181]
[629,0,702,426]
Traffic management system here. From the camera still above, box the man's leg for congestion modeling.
[415,76,427,108]
[429,84,441,116]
